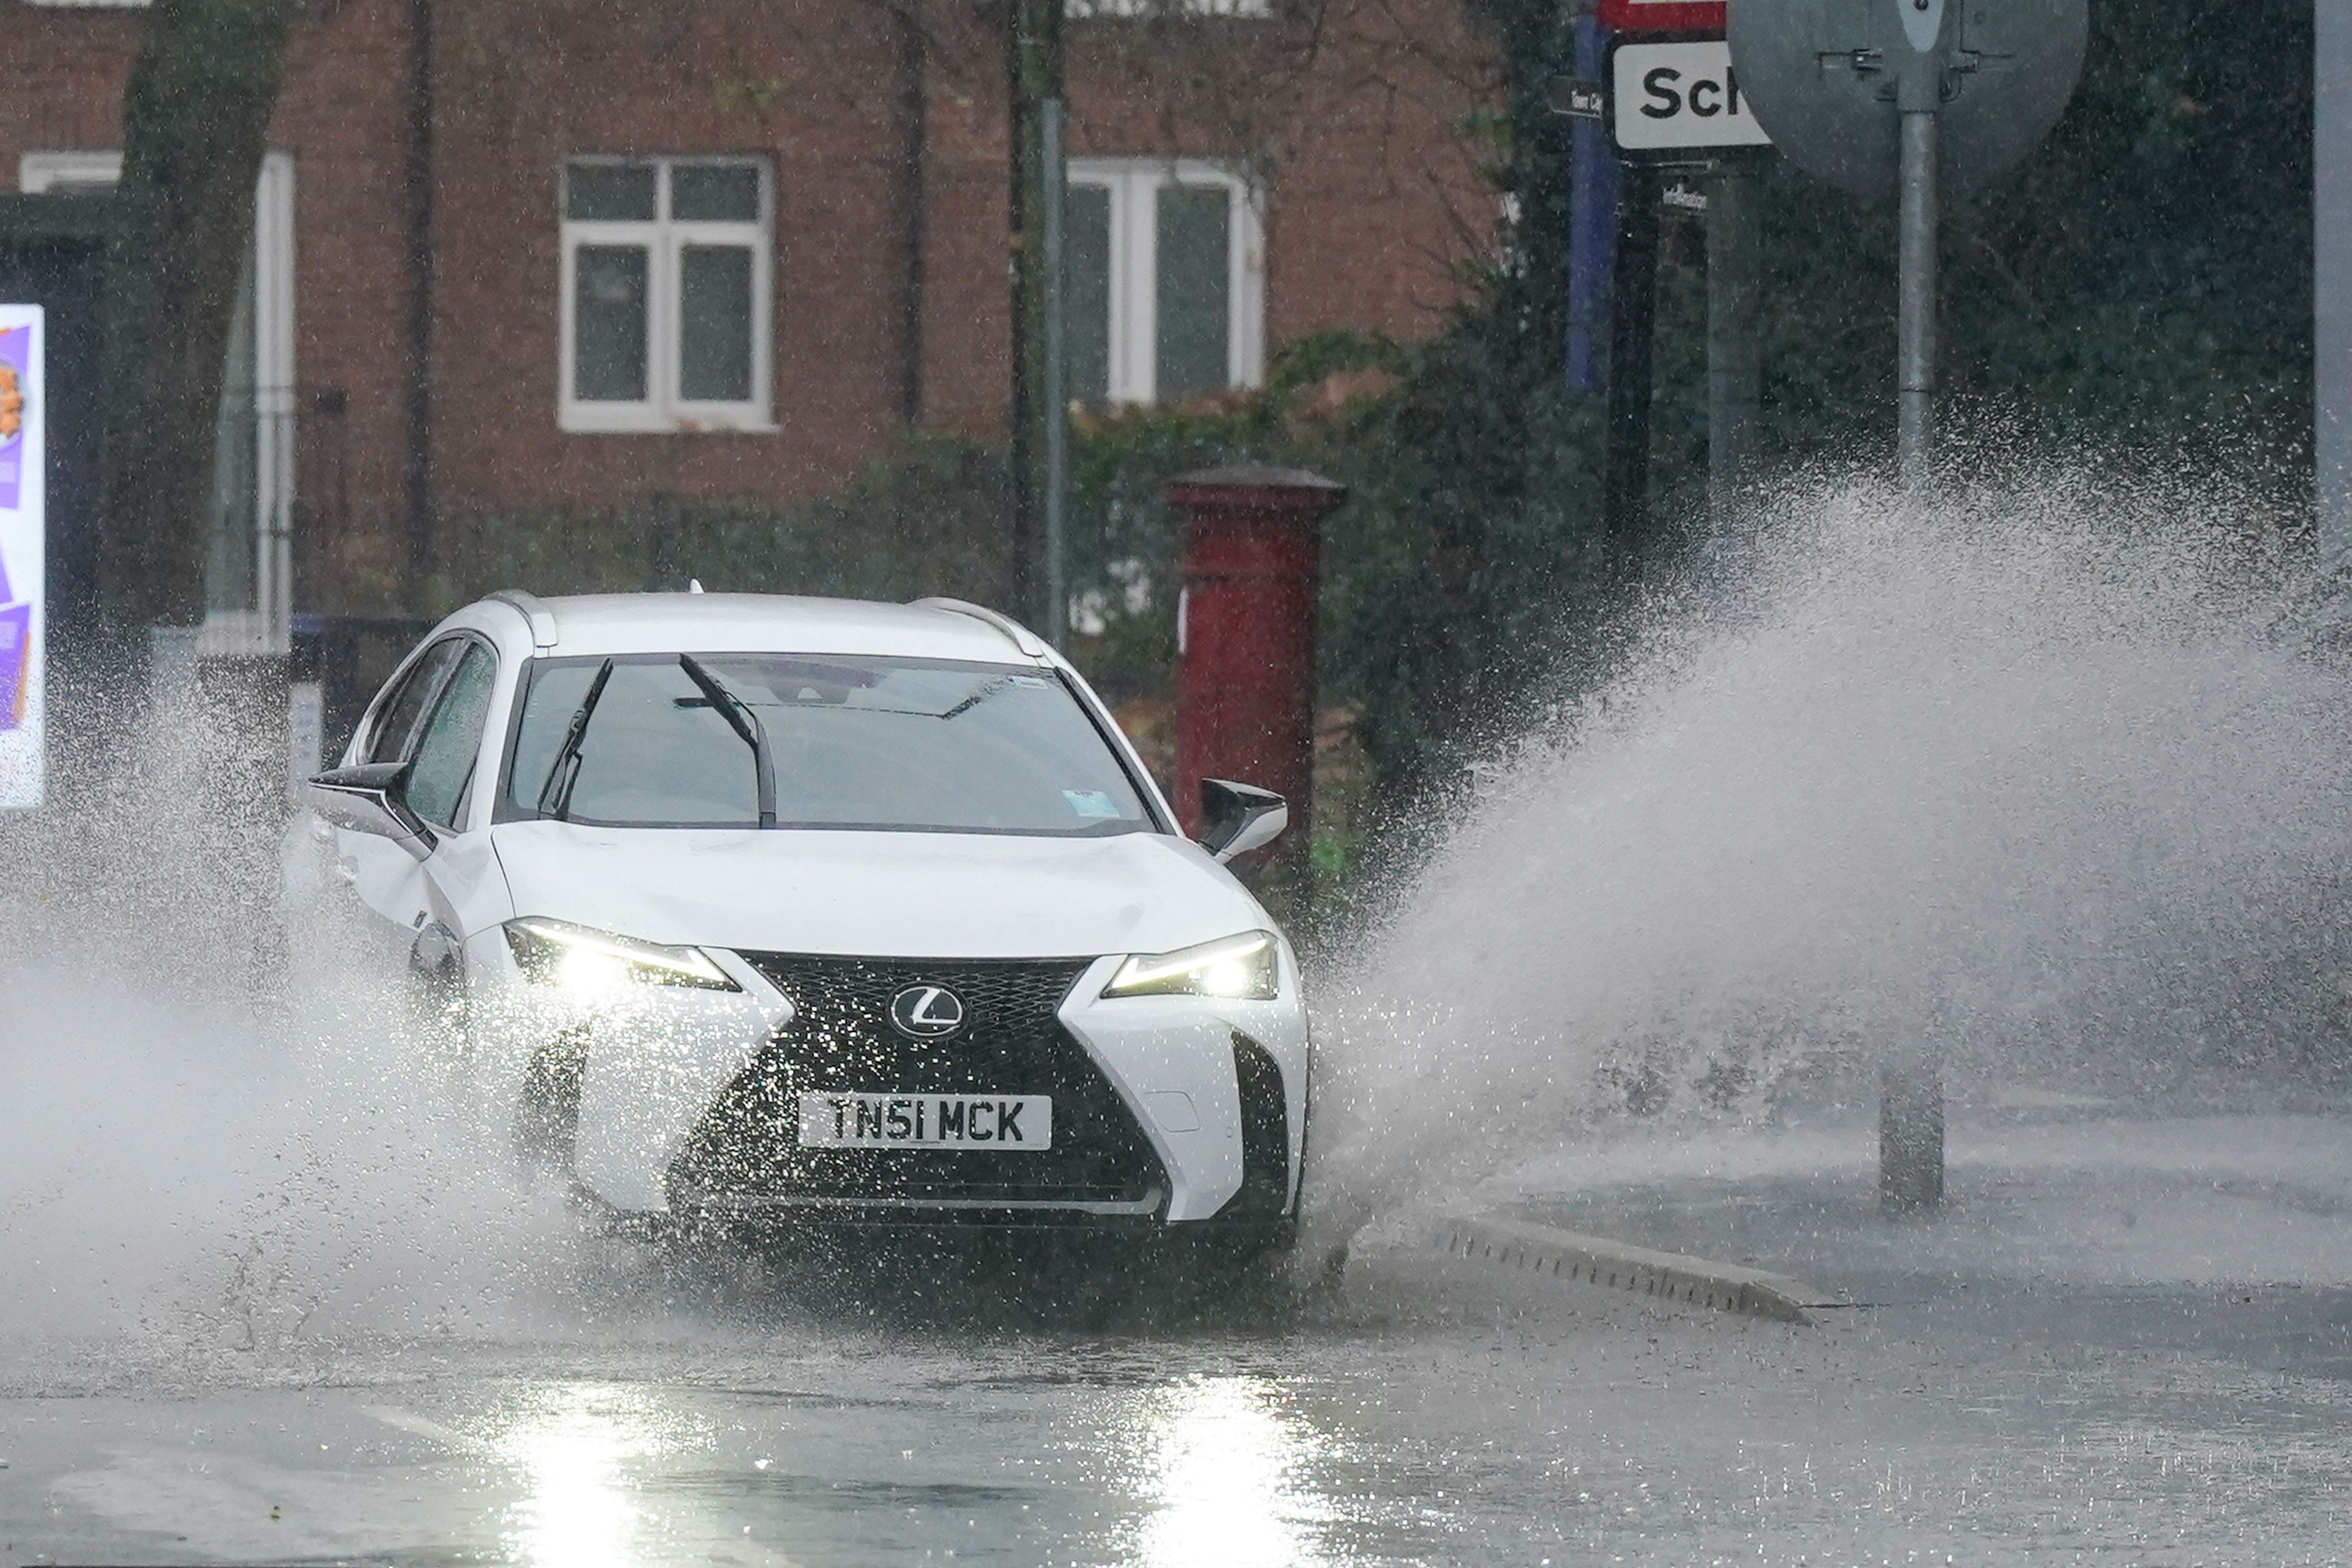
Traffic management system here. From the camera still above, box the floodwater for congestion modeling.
[7,469,2352,1562]
[6,1147,2352,1565]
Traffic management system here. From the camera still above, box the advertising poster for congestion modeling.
[0,305,44,809]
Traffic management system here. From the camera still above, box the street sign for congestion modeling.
[1596,0,1727,33]
[1545,75,1608,121]
[1661,178,1710,215]
[1727,0,2086,198]
[1612,40,1772,152]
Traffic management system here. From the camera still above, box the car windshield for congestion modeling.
[503,653,1156,835]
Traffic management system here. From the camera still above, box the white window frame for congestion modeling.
[21,150,296,658]
[19,150,125,191]
[559,156,775,435]
[1066,0,1269,17]
[1065,159,1265,406]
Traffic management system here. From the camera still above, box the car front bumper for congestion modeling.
[479,935,1309,1227]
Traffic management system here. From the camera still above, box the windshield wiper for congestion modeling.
[536,657,615,821]
[935,673,1016,722]
[678,654,778,829]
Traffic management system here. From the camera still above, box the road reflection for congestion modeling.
[465,1303,1336,1566]
[1132,1373,1331,1567]
[496,1384,692,1568]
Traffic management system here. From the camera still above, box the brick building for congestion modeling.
[6,0,1495,623]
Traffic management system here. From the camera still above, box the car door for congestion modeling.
[333,636,467,970]
[397,637,506,1002]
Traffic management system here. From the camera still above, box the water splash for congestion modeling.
[1307,466,2352,1231]
[12,474,2350,1337]
[0,678,586,1392]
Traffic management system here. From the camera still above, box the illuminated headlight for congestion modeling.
[502,917,740,993]
[1101,931,1278,1000]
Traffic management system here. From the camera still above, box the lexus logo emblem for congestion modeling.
[888,984,968,1040]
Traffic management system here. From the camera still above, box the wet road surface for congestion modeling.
[6,1179,2352,1568]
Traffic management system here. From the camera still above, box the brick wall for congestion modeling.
[1067,0,1493,345]
[1,0,420,612]
[428,0,929,517]
[275,0,424,607]
[9,0,1496,616]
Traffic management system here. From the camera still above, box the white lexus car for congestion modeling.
[299,590,1306,1255]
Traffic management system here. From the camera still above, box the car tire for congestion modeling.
[407,922,469,1044]
[514,1028,586,1172]
[1158,1215,1299,1301]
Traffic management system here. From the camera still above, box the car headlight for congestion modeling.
[503,916,740,992]
[1101,931,1279,1000]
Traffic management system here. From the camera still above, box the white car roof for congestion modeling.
[476,592,1048,663]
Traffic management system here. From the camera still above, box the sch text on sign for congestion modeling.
[1612,40,1772,152]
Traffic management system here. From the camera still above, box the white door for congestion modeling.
[395,637,506,1000]
[331,635,510,1012]
[335,639,458,969]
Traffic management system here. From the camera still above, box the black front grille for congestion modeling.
[669,953,1167,1212]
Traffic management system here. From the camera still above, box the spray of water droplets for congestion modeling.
[9,464,2351,1340]
[1305,465,2352,1234]
[0,677,590,1393]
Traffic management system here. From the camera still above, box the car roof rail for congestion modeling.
[909,597,1051,659]
[488,588,559,652]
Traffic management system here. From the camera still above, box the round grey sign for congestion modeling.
[1727,0,2087,199]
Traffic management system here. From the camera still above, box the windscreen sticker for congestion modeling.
[1062,788,1123,820]
[1011,675,1050,688]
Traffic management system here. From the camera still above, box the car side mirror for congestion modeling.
[305,762,435,860]
[1198,778,1288,863]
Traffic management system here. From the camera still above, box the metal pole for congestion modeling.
[1880,1039,1945,1215]
[891,1,928,429]
[1005,0,1061,628]
[1895,105,1937,493]
[1565,13,1617,392]
[1885,59,1946,1215]
[1041,97,1068,649]
[1707,153,1762,524]
[403,0,436,596]
[2319,0,2352,577]
[1603,162,1660,573]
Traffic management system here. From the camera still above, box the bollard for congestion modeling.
[1163,464,1345,912]
[1879,1047,1945,1215]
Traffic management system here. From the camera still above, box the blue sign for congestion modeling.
[0,305,44,809]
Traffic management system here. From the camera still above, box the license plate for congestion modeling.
[797,1092,1054,1150]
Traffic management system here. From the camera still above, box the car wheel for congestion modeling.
[1214,1213,1300,1271]
[408,922,468,1034]
[1154,1216,1300,1305]
[513,1027,586,1172]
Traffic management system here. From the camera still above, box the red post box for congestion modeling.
[1164,464,1347,887]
